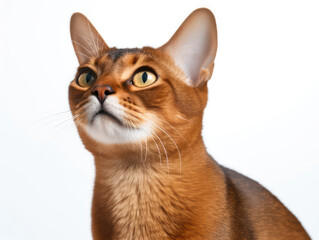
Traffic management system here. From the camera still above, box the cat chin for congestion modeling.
[85,116,153,144]
[82,95,154,144]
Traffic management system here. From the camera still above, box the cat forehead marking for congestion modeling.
[107,48,141,61]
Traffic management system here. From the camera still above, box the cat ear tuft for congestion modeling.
[70,13,109,64]
[158,8,217,87]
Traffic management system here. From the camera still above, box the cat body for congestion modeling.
[69,9,310,240]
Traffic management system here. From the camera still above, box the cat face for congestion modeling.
[69,9,217,149]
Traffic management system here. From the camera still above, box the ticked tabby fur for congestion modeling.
[68,8,310,240]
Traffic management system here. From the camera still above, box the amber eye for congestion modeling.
[132,71,157,88]
[77,70,96,87]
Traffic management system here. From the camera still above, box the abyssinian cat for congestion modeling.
[68,8,310,240]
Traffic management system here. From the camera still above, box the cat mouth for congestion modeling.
[91,109,124,126]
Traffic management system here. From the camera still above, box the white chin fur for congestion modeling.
[84,96,152,144]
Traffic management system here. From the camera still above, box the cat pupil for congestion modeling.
[142,72,148,83]
[86,73,92,83]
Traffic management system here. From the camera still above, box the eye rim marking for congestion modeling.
[129,66,159,88]
[76,67,97,88]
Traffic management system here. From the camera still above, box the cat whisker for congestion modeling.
[176,114,190,122]
[136,115,182,175]
[131,118,168,172]
[144,136,148,162]
[128,119,143,149]
[32,112,75,135]
[72,40,93,57]
[47,105,90,141]
[42,115,80,149]
[52,120,81,144]
[76,100,89,109]
[54,113,81,135]
[75,32,95,56]
[153,130,169,174]
[128,119,144,161]
[154,122,181,176]
[30,112,73,133]
[75,51,91,59]
[78,34,98,57]
[96,38,104,56]
[83,100,177,174]
[59,112,86,135]
[31,110,72,124]
[86,21,99,56]
[104,102,176,173]
[150,135,162,168]
[136,112,193,175]
[155,115,195,163]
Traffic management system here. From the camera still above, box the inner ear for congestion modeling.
[158,8,217,87]
[70,13,109,64]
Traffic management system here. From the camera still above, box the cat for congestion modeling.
[68,8,310,240]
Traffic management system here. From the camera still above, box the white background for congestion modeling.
[0,0,318,239]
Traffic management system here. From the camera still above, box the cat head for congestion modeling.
[69,8,217,155]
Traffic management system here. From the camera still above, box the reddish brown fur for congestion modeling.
[69,10,310,240]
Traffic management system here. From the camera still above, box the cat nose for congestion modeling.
[91,85,115,103]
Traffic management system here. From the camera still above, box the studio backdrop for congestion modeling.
[0,0,318,239]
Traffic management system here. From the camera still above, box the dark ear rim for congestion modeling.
[70,12,109,64]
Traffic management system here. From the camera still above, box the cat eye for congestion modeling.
[77,70,97,88]
[132,71,157,88]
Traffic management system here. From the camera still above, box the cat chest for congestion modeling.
[105,169,187,240]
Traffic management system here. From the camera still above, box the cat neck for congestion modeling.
[90,138,226,240]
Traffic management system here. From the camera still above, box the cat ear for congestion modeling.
[70,13,109,64]
[158,8,217,87]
